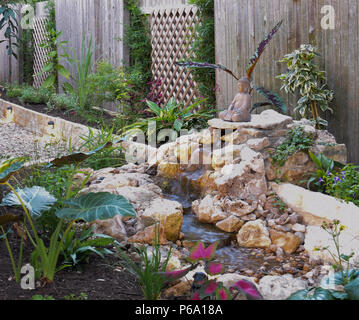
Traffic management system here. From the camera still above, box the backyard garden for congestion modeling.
[1,0,359,302]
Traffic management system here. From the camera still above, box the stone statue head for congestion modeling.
[238,77,251,93]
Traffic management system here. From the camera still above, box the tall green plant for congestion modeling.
[277,44,334,128]
[64,36,94,110]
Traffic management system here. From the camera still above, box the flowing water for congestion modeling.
[159,169,283,271]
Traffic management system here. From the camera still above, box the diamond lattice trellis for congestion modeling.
[33,17,50,89]
[150,7,199,108]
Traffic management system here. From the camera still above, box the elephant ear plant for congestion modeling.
[0,141,135,285]
[158,241,263,300]
[176,20,287,114]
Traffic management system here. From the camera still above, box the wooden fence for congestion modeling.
[55,0,130,94]
[215,0,359,163]
[0,4,21,84]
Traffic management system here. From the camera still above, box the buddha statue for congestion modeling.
[219,77,252,122]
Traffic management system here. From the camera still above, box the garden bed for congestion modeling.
[0,233,143,300]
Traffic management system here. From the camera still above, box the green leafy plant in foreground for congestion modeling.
[277,44,334,128]
[269,126,314,167]
[0,143,134,285]
[158,241,263,300]
[114,224,172,300]
[59,226,114,269]
[288,220,359,300]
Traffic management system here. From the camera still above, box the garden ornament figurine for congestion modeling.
[219,77,252,122]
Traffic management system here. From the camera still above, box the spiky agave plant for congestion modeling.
[176,20,287,114]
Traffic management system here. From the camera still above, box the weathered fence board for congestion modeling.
[55,0,129,95]
[0,4,21,84]
[215,0,359,163]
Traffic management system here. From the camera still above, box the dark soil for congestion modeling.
[2,96,115,130]
[0,231,144,300]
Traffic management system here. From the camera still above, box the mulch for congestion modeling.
[0,232,144,300]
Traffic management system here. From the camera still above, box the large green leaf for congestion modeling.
[0,158,25,184]
[1,186,57,218]
[287,288,335,300]
[55,192,136,222]
[344,277,359,300]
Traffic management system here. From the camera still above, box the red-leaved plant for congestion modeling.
[158,241,263,300]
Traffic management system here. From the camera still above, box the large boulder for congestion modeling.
[192,195,228,224]
[272,183,359,235]
[237,220,272,248]
[215,146,267,199]
[258,274,308,300]
[141,198,183,242]
[128,224,168,245]
[269,230,301,254]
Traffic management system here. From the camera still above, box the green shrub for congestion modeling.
[47,93,78,111]
[270,126,314,166]
[87,60,130,107]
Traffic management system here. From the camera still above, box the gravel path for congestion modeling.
[0,123,71,162]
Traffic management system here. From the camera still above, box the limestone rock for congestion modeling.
[163,281,191,298]
[247,137,270,151]
[272,183,359,236]
[141,198,183,242]
[192,195,227,224]
[157,162,181,179]
[209,110,293,130]
[216,215,244,233]
[237,220,272,248]
[92,215,127,241]
[212,145,243,170]
[221,198,257,217]
[269,230,301,254]
[215,146,267,199]
[258,274,307,300]
[304,226,359,267]
[128,224,168,245]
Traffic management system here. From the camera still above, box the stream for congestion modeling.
[160,170,283,272]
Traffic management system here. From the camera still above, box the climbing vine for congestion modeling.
[123,0,153,112]
[188,0,216,109]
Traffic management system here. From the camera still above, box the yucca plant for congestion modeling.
[277,44,334,128]
[176,20,287,114]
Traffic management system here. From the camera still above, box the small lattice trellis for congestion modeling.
[150,7,199,108]
[33,17,50,89]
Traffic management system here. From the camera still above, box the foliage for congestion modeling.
[114,224,172,300]
[269,126,314,166]
[63,36,94,110]
[288,220,359,300]
[87,60,131,108]
[187,0,216,108]
[47,92,78,111]
[79,126,126,170]
[176,20,285,114]
[123,0,153,110]
[121,98,215,140]
[1,145,135,284]
[158,241,262,300]
[59,226,114,269]
[37,29,71,90]
[32,294,55,300]
[64,292,88,300]
[277,44,334,127]
[3,83,52,104]
[307,152,359,207]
